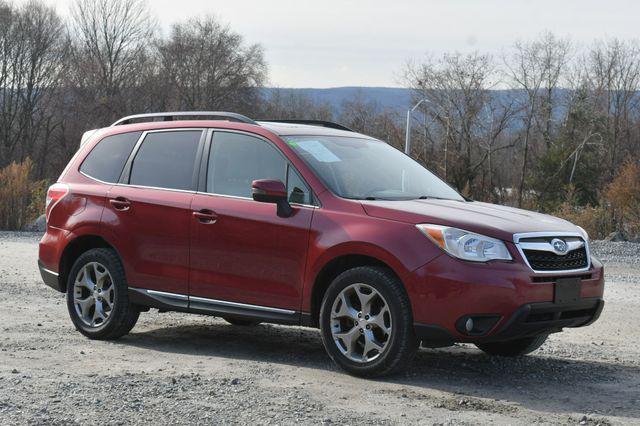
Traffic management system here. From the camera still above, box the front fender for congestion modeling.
[301,208,442,312]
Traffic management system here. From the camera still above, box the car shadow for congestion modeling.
[119,319,640,419]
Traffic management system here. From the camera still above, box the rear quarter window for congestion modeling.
[80,131,142,183]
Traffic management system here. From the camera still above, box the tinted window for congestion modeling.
[207,132,286,197]
[287,165,311,205]
[129,130,202,190]
[80,131,141,183]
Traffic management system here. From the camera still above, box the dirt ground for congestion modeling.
[0,232,638,425]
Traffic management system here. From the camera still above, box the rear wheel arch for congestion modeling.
[309,253,406,328]
[59,235,120,292]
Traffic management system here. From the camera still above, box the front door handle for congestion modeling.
[109,197,131,211]
[193,209,217,224]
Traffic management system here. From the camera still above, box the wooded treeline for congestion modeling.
[0,0,638,237]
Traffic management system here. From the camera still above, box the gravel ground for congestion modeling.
[0,232,639,425]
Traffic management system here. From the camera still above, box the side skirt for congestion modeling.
[128,287,300,325]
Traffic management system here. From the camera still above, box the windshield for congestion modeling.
[283,135,464,201]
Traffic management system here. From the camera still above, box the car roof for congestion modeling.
[87,120,376,146]
[257,121,374,139]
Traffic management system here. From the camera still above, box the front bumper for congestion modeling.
[415,297,604,346]
[408,252,605,344]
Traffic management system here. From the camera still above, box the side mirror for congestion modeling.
[251,179,293,218]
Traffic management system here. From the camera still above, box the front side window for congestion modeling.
[207,132,286,198]
[287,165,312,205]
[129,130,202,190]
[283,136,464,201]
[80,131,142,183]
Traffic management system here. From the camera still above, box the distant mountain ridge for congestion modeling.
[262,87,413,114]
[262,87,573,124]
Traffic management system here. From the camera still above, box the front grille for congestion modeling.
[523,247,588,271]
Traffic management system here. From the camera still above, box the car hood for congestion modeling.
[360,199,581,242]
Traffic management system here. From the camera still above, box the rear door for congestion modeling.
[189,131,315,318]
[102,129,205,296]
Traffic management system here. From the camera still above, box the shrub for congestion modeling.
[606,158,640,238]
[551,202,614,240]
[0,159,48,230]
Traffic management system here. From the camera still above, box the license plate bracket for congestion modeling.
[554,277,581,304]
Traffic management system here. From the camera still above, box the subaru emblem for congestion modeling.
[551,238,568,255]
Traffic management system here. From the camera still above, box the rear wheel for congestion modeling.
[223,317,262,326]
[66,248,139,340]
[475,334,548,357]
[319,266,417,377]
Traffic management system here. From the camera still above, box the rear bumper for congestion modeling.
[415,297,604,346]
[38,260,63,292]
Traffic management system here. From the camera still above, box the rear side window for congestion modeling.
[207,132,286,198]
[129,130,202,190]
[80,131,141,183]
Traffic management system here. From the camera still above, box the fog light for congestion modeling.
[456,315,501,336]
[465,318,474,333]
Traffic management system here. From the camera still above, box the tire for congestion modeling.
[475,334,548,357]
[223,317,262,326]
[66,248,140,340]
[319,266,418,377]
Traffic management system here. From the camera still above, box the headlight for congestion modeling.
[416,224,512,262]
[577,225,589,241]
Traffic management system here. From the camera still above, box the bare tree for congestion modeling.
[581,39,640,172]
[69,0,155,121]
[157,15,267,114]
[260,89,333,121]
[0,0,67,175]
[504,32,571,206]
[404,52,505,195]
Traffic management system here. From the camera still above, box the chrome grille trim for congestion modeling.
[513,231,591,274]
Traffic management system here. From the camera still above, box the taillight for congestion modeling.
[45,183,70,221]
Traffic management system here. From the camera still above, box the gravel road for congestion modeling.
[0,232,639,425]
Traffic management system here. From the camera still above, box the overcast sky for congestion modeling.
[23,0,640,88]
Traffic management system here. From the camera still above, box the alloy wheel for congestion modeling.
[73,262,115,327]
[330,283,392,363]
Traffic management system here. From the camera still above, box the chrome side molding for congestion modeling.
[130,287,295,315]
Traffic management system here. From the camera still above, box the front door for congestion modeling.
[189,131,315,315]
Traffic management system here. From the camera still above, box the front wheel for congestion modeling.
[319,266,417,377]
[475,334,548,357]
[66,248,139,340]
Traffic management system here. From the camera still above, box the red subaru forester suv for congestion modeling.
[39,112,604,377]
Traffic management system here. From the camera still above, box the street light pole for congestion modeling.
[404,98,428,155]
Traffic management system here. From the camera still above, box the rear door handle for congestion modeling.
[193,209,217,224]
[109,197,131,211]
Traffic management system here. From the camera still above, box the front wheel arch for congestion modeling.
[309,254,406,328]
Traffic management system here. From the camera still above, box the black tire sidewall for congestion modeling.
[66,248,131,338]
[319,266,416,377]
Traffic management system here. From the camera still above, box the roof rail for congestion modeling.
[111,111,258,126]
[260,119,354,132]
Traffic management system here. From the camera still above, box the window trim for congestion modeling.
[201,129,319,208]
[120,128,207,192]
[78,131,144,184]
